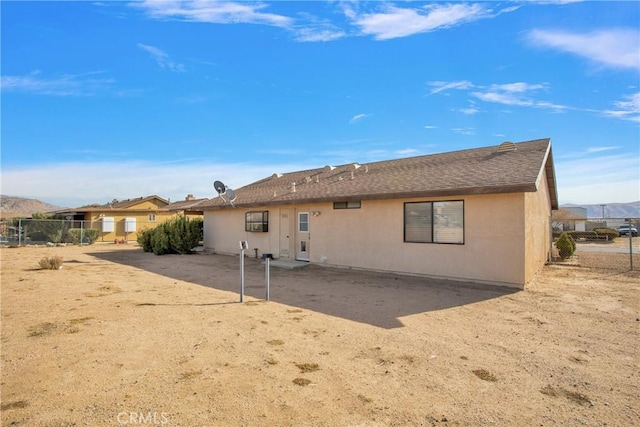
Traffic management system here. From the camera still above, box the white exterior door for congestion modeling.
[279,209,291,260]
[296,212,310,261]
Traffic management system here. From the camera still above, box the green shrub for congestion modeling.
[151,226,171,255]
[593,228,619,240]
[556,232,576,260]
[567,231,597,241]
[139,216,203,255]
[167,216,203,255]
[67,228,100,244]
[137,228,154,252]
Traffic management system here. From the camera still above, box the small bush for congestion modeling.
[67,228,100,245]
[593,228,619,240]
[138,216,203,255]
[151,227,171,255]
[556,232,576,260]
[567,231,598,241]
[137,228,154,252]
[39,255,63,270]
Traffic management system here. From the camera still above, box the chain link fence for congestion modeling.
[0,218,158,246]
[550,217,639,271]
[0,219,99,245]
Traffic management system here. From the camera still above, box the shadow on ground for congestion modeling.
[88,249,518,329]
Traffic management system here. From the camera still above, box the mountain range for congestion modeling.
[0,195,61,218]
[560,201,640,219]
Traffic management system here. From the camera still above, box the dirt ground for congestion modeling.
[1,244,638,426]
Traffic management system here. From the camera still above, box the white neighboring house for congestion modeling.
[563,207,587,231]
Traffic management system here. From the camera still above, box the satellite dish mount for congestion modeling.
[213,180,237,207]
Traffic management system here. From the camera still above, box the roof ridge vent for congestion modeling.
[497,141,517,153]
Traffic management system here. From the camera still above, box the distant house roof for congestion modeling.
[166,197,209,213]
[198,138,558,210]
[57,195,170,213]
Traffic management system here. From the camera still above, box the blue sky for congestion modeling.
[1,0,639,208]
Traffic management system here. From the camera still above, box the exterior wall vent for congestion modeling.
[497,141,517,153]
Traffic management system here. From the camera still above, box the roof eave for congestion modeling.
[201,184,538,210]
[535,140,559,210]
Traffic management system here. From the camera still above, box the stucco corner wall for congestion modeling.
[523,169,553,286]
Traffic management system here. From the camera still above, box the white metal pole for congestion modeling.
[240,248,245,302]
[265,257,270,301]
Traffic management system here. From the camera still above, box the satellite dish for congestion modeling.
[214,180,227,195]
[226,188,237,204]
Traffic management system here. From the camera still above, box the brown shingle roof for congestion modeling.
[198,138,558,210]
[166,198,209,212]
[60,195,170,212]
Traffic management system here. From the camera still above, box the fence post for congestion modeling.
[628,218,634,271]
[548,215,553,263]
[18,219,22,246]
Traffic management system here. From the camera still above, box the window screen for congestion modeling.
[404,201,464,244]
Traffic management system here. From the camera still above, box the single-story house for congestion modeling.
[552,207,587,232]
[57,195,175,242]
[165,194,208,219]
[198,138,559,288]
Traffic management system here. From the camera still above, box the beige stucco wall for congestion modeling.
[523,169,553,285]
[204,192,539,288]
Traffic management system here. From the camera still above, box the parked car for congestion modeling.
[616,225,638,237]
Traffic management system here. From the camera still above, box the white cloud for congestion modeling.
[132,0,293,27]
[137,43,185,72]
[602,92,640,123]
[526,28,640,70]
[459,107,480,115]
[471,82,570,111]
[585,146,621,154]
[294,28,346,42]
[427,80,474,95]
[132,1,350,43]
[0,71,114,96]
[291,12,346,42]
[349,113,369,124]
[430,79,638,121]
[350,3,492,40]
[395,148,419,156]
[423,125,437,129]
[473,90,533,107]
[451,127,476,135]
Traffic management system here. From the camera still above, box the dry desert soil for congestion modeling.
[1,244,638,426]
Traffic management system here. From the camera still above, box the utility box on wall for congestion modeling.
[124,218,137,233]
[102,217,115,233]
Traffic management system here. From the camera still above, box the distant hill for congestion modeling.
[0,195,61,218]
[560,201,640,219]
